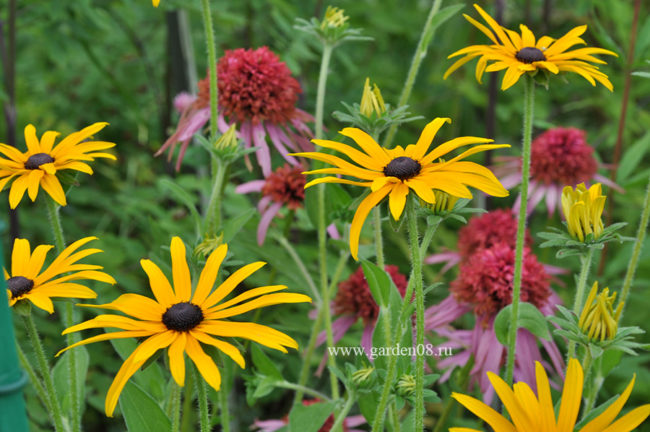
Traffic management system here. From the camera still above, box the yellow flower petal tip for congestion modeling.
[0,123,115,209]
[5,237,113,314]
[59,237,310,416]
[299,119,510,260]
[446,4,616,91]
[452,357,650,431]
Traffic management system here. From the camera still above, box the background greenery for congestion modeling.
[2,0,649,430]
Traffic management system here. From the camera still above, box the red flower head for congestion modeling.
[451,243,550,321]
[262,164,306,210]
[196,46,302,125]
[457,209,533,260]
[334,265,408,324]
[530,127,598,186]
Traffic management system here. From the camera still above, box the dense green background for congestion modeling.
[2,0,649,430]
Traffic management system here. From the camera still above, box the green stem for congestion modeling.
[331,391,356,432]
[200,0,218,137]
[218,357,230,432]
[180,370,194,432]
[374,207,385,268]
[315,44,333,140]
[505,75,535,386]
[170,382,181,432]
[314,42,339,401]
[294,306,324,404]
[617,172,650,321]
[22,314,65,432]
[16,342,51,414]
[277,381,331,402]
[45,198,81,432]
[205,158,227,237]
[580,349,597,420]
[275,235,320,304]
[389,404,401,432]
[568,248,594,360]
[406,199,425,432]
[372,217,440,432]
[195,366,209,432]
[294,251,348,404]
[383,0,443,149]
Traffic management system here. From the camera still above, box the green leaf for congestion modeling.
[361,260,392,307]
[617,131,650,184]
[53,346,89,413]
[288,400,337,432]
[494,302,551,346]
[158,178,202,235]
[358,390,381,424]
[251,345,283,380]
[422,4,465,49]
[119,381,170,431]
[223,207,256,243]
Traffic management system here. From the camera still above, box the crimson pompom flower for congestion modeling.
[314,265,408,370]
[236,164,306,245]
[451,243,550,320]
[456,209,533,260]
[425,243,564,403]
[496,127,620,216]
[159,47,313,174]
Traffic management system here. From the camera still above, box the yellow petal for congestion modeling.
[312,138,386,171]
[451,392,516,432]
[206,293,311,320]
[11,238,31,276]
[140,258,176,308]
[79,293,164,321]
[185,336,221,392]
[190,330,246,368]
[408,118,451,161]
[388,183,410,220]
[168,332,186,386]
[9,174,30,209]
[40,174,67,207]
[557,358,584,432]
[579,375,636,432]
[209,285,288,313]
[487,371,534,431]
[105,331,175,417]
[198,320,298,353]
[201,261,266,309]
[535,361,557,431]
[192,244,228,306]
[170,237,192,302]
[600,405,650,432]
[349,185,392,260]
[337,128,390,164]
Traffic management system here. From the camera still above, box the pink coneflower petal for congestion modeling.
[327,223,341,240]
[264,123,300,166]
[252,419,286,432]
[424,295,470,329]
[257,195,272,213]
[316,315,356,346]
[257,201,283,245]
[526,181,548,215]
[177,108,210,141]
[235,180,265,195]
[361,323,374,358]
[346,415,367,428]
[253,123,272,177]
[499,172,522,190]
[173,92,197,113]
[515,329,541,390]
[545,183,560,216]
[594,173,625,193]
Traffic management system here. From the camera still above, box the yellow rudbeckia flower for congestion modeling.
[0,123,115,208]
[5,237,115,314]
[451,358,650,432]
[294,118,509,260]
[444,4,617,91]
[561,183,606,242]
[57,237,311,417]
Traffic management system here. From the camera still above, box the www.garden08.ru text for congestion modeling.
[327,344,453,360]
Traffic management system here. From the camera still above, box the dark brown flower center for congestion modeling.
[162,302,204,332]
[7,276,34,299]
[515,47,546,64]
[383,157,421,181]
[25,153,55,170]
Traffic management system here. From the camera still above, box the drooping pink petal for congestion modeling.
[177,108,210,141]
[235,180,266,195]
[252,123,272,177]
[173,92,197,113]
[257,201,283,245]
[545,183,559,216]
[361,322,374,359]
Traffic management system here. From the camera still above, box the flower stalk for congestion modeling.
[567,248,595,359]
[617,172,650,321]
[194,366,210,432]
[170,382,182,432]
[384,0,443,148]
[505,75,535,385]
[44,197,81,432]
[406,197,426,431]
[200,0,218,137]
[22,313,65,432]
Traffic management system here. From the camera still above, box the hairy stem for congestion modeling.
[200,0,218,137]
[23,314,65,432]
[567,248,595,360]
[505,75,535,385]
